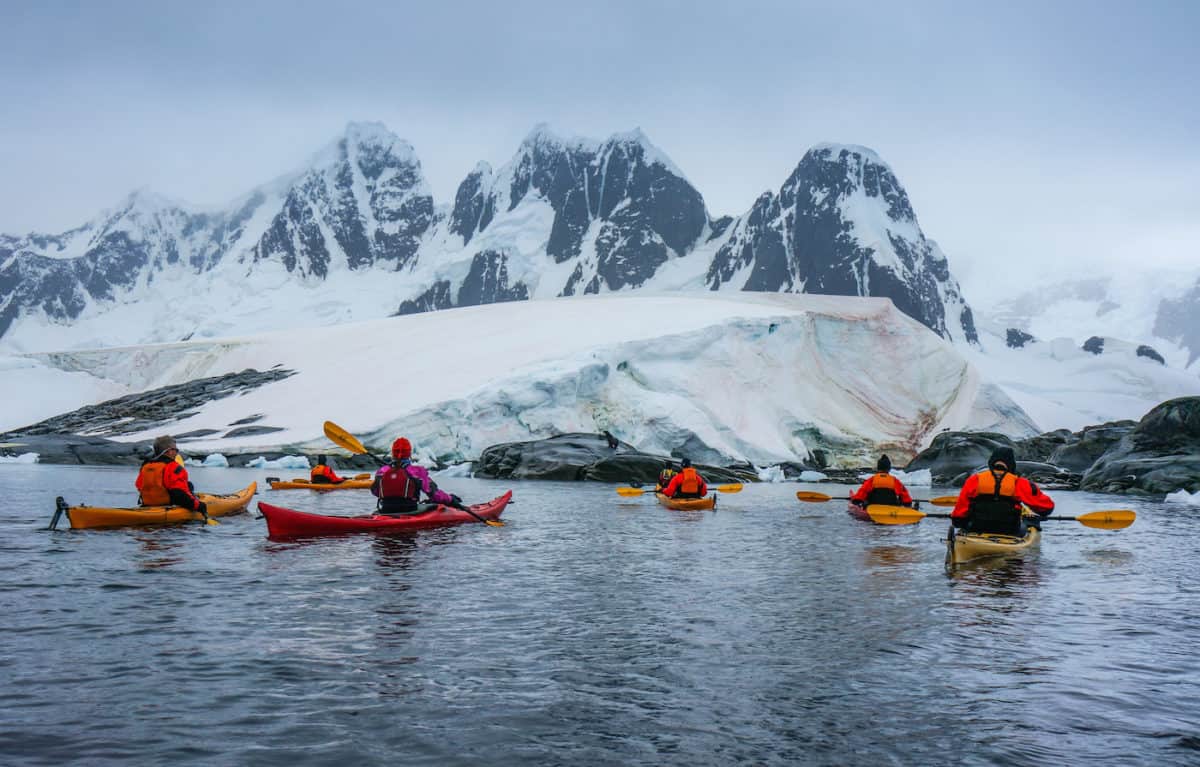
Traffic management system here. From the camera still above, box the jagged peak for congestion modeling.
[601,127,686,179]
[304,121,421,173]
[807,142,887,165]
[469,160,494,177]
[519,122,598,153]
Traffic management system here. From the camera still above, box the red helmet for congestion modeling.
[391,437,412,458]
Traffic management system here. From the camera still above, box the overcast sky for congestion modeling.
[1,0,1197,301]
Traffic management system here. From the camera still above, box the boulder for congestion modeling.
[904,432,1015,483]
[473,433,756,484]
[1081,397,1200,494]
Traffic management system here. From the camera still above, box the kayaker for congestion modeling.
[849,455,913,509]
[372,437,465,514]
[309,455,345,485]
[951,447,1054,535]
[661,458,707,499]
[657,462,678,491]
[136,435,207,517]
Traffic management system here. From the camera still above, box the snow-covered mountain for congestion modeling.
[0,294,1023,466]
[0,123,977,352]
[981,270,1200,371]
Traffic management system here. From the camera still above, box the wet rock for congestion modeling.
[222,425,285,438]
[0,368,295,439]
[904,432,1016,483]
[0,434,151,465]
[1006,328,1035,349]
[228,414,265,426]
[1136,345,1165,365]
[1081,397,1200,494]
[1082,336,1105,354]
[473,433,756,484]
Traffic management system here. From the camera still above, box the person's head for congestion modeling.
[988,447,1017,473]
[152,435,177,459]
[877,454,892,473]
[391,437,413,460]
[316,454,328,466]
[680,457,692,469]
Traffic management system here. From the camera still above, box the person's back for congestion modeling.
[850,455,913,508]
[952,447,1054,535]
[372,437,462,514]
[663,459,707,499]
[310,455,344,485]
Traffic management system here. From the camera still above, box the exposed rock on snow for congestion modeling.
[1081,397,1200,495]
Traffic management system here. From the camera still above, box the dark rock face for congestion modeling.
[905,432,1017,484]
[1016,421,1137,473]
[1136,345,1166,365]
[1154,278,1200,366]
[1083,336,1105,355]
[396,280,453,315]
[472,433,755,484]
[456,251,530,307]
[1007,328,1035,349]
[705,145,977,343]
[0,368,295,439]
[1081,397,1200,494]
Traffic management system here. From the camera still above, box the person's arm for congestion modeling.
[329,467,345,483]
[662,473,683,497]
[163,463,201,510]
[698,476,708,495]
[371,467,386,498]
[895,480,913,506]
[409,465,454,505]
[849,478,873,503]
[1017,478,1054,516]
[951,475,978,520]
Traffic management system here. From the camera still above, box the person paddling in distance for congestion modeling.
[309,454,346,485]
[657,462,678,492]
[850,455,913,510]
[372,437,466,514]
[951,447,1054,535]
[136,435,208,519]
[661,458,708,499]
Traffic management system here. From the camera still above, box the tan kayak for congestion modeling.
[655,492,716,511]
[62,482,257,529]
[946,524,1040,566]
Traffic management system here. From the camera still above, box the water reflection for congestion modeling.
[133,535,183,570]
[373,534,418,572]
[863,544,923,569]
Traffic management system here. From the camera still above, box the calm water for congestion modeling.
[1,464,1198,766]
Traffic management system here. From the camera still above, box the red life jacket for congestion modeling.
[865,473,900,505]
[311,465,337,483]
[137,461,171,506]
[377,463,421,512]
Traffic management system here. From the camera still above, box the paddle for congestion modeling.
[196,503,219,526]
[617,483,743,496]
[49,496,67,530]
[866,505,1136,530]
[322,420,503,527]
[794,490,952,508]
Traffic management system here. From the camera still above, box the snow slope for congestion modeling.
[6,294,1018,467]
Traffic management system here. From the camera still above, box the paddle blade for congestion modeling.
[929,495,958,507]
[714,483,743,493]
[617,487,647,496]
[1074,509,1136,530]
[205,518,220,526]
[484,519,505,527]
[323,420,368,455]
[865,505,926,526]
[796,491,836,503]
[353,473,371,480]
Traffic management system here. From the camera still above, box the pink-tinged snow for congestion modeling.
[12,294,1005,467]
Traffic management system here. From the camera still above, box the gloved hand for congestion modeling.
[450,494,464,508]
[197,501,209,516]
[951,515,969,530]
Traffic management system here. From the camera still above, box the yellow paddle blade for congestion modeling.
[323,420,368,455]
[929,495,958,507]
[865,505,925,526]
[353,473,371,480]
[796,491,835,502]
[205,518,220,526]
[1074,509,1136,530]
[616,487,647,496]
[714,483,743,493]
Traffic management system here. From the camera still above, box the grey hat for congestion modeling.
[152,435,177,456]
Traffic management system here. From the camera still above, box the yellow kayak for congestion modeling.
[268,477,373,491]
[946,524,1040,566]
[655,492,716,511]
[63,482,257,529]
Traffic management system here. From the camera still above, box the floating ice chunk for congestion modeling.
[857,468,932,486]
[1165,489,1200,506]
[757,465,785,483]
[0,452,39,464]
[799,470,829,481]
[246,455,310,469]
[433,463,473,478]
[203,454,230,468]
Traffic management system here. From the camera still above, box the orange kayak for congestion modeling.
[61,482,257,529]
[268,477,373,491]
[655,492,716,511]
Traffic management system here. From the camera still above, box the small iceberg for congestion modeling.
[246,455,311,469]
[0,452,39,464]
[1165,489,1200,506]
[203,454,230,468]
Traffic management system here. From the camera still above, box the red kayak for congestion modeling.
[258,491,512,538]
[847,500,871,521]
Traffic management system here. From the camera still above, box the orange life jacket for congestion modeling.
[678,467,701,495]
[311,465,336,482]
[865,473,899,505]
[968,469,1022,533]
[137,462,171,505]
